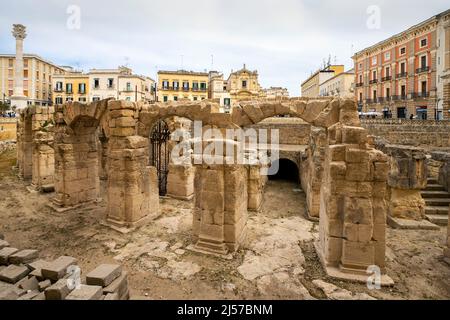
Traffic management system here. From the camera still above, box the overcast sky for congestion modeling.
[0,0,448,95]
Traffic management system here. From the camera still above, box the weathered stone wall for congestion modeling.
[431,151,450,192]
[246,117,311,145]
[17,106,55,190]
[361,119,450,148]
[0,118,17,141]
[445,206,450,263]
[301,127,326,219]
[375,143,427,221]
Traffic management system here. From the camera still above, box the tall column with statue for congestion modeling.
[10,24,28,110]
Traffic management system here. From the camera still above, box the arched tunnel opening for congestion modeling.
[268,158,299,183]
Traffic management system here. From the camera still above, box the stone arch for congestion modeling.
[269,157,300,182]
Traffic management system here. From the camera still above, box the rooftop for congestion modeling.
[158,70,209,77]
[0,53,65,70]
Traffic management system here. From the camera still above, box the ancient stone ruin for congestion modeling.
[14,97,396,285]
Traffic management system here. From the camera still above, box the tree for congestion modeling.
[0,101,9,115]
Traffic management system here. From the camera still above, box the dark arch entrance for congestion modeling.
[150,120,171,196]
[268,158,299,183]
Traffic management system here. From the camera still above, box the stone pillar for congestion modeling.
[316,124,392,285]
[376,145,427,221]
[52,117,100,208]
[166,164,195,200]
[31,131,54,190]
[247,164,264,211]
[105,101,158,229]
[10,24,28,110]
[193,156,248,255]
[301,127,326,220]
[17,110,32,179]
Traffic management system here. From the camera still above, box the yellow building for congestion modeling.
[52,68,89,104]
[226,64,265,102]
[0,54,66,106]
[157,70,208,102]
[0,118,17,141]
[301,65,344,98]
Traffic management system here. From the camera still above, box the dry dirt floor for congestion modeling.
[0,148,449,300]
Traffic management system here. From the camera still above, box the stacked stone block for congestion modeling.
[247,164,266,211]
[166,164,195,200]
[0,238,129,300]
[17,105,55,190]
[317,123,389,276]
[106,100,159,228]
[445,207,450,264]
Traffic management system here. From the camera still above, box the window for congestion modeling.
[94,79,100,89]
[92,97,100,102]
[359,92,363,102]
[401,85,406,97]
[385,52,391,60]
[373,90,377,100]
[400,62,406,74]
[8,59,13,68]
[421,81,427,93]
[359,74,363,83]
[242,80,247,88]
[36,71,40,79]
[400,47,406,55]
[126,97,131,101]
[182,82,189,90]
[78,97,87,102]
[55,82,63,91]
[420,55,427,69]
[163,96,168,102]
[55,97,63,104]
[173,81,179,89]
[200,82,207,91]
[372,56,377,65]
[386,88,390,98]
[173,96,178,101]
[224,98,231,106]
[24,59,28,68]
[372,70,377,80]
[24,70,28,78]
[193,96,198,101]
[359,63,362,69]
[66,83,73,94]
[78,83,86,94]
[385,67,390,78]
[192,82,199,90]
[66,97,73,102]
[420,38,427,48]
[107,78,114,89]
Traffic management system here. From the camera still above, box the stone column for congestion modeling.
[166,164,195,200]
[316,124,393,285]
[105,101,159,229]
[247,164,264,211]
[10,24,28,110]
[193,162,248,255]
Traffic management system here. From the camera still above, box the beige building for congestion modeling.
[263,86,289,99]
[0,54,66,107]
[226,65,265,102]
[158,70,208,102]
[301,65,344,98]
[353,9,450,119]
[319,69,355,98]
[208,71,231,112]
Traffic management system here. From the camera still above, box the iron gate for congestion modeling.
[150,120,171,196]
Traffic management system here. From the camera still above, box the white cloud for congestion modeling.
[0,0,448,95]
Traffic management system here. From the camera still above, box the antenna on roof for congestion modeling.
[211,54,214,70]
[124,56,130,68]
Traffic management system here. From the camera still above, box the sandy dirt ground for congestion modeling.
[0,148,449,300]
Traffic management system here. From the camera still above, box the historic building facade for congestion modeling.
[263,86,290,99]
[208,71,232,112]
[301,65,344,98]
[353,9,450,119]
[226,65,265,102]
[157,70,208,102]
[319,69,355,98]
[0,54,66,107]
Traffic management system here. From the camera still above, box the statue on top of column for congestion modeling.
[12,24,27,40]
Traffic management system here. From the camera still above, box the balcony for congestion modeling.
[392,95,407,101]
[369,79,378,85]
[381,76,392,82]
[396,72,408,79]
[416,66,430,74]
[411,92,430,99]
[355,82,364,88]
[54,88,64,93]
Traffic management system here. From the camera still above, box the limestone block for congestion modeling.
[65,285,103,300]
[103,272,128,298]
[341,126,367,144]
[0,247,19,265]
[41,256,77,281]
[388,188,425,220]
[341,240,375,270]
[45,279,73,300]
[17,276,39,291]
[8,249,38,265]
[86,264,122,287]
[343,197,373,225]
[0,265,30,283]
[0,240,9,249]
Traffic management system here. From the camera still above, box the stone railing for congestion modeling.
[361,119,450,126]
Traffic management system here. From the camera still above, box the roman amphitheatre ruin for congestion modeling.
[0,97,449,300]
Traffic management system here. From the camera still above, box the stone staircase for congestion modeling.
[422,178,450,226]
